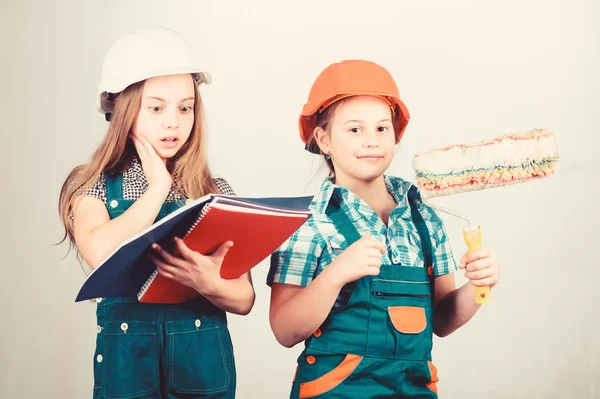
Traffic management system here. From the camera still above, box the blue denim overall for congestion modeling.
[93,174,236,399]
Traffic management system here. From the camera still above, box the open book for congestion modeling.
[75,194,313,304]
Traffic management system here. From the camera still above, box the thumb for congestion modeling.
[211,241,234,261]
[362,232,372,240]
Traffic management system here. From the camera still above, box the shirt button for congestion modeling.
[109,199,119,208]
[186,199,193,205]
[96,297,102,303]
[195,319,201,328]
[97,354,103,363]
[96,325,102,333]
[120,322,128,332]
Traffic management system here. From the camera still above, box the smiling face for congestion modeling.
[314,95,396,186]
[132,74,196,160]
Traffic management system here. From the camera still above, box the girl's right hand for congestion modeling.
[130,134,172,191]
[327,233,386,287]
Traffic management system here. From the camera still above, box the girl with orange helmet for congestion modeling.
[267,60,501,398]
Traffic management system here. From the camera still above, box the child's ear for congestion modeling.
[314,127,331,155]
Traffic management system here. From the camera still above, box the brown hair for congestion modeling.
[305,98,354,178]
[57,77,217,256]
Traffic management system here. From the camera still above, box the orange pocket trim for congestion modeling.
[388,306,427,334]
[298,354,362,398]
[426,361,439,394]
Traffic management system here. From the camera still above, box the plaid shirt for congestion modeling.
[267,175,458,287]
[84,156,235,202]
[70,157,235,220]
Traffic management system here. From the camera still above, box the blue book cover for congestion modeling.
[76,194,313,302]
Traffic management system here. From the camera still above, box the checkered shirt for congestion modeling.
[267,175,458,287]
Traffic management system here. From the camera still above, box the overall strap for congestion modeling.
[324,191,361,245]
[407,186,434,271]
[325,192,361,312]
[105,173,123,201]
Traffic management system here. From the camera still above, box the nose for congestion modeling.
[163,108,179,130]
[363,128,380,148]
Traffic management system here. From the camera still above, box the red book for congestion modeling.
[137,197,312,303]
[76,195,313,304]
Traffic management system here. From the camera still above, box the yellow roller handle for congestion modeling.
[462,225,491,304]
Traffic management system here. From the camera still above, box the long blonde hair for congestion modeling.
[57,77,217,255]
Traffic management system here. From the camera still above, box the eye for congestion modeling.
[149,106,162,113]
[349,127,361,133]
[377,126,389,132]
[180,106,193,113]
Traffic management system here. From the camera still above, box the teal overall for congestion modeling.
[291,187,439,398]
[93,174,236,399]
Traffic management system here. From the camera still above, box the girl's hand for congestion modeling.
[328,233,386,287]
[148,237,234,296]
[459,248,500,288]
[130,134,172,191]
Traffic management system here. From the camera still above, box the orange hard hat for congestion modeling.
[299,60,410,154]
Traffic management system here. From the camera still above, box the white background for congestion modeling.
[1,0,598,398]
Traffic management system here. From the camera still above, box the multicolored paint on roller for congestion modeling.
[412,128,559,199]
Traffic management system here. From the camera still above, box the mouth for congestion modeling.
[159,137,179,148]
[357,155,384,160]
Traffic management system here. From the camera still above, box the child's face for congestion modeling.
[132,74,195,160]
[327,96,396,184]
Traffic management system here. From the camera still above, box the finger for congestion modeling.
[140,135,160,156]
[130,134,146,157]
[152,255,182,276]
[464,267,493,281]
[465,257,493,272]
[148,253,179,276]
[131,135,153,166]
[466,248,493,263]
[156,265,178,281]
[210,241,234,261]
[366,248,385,258]
[366,258,382,268]
[458,254,468,269]
[365,266,381,276]
[470,277,497,287]
[364,239,387,254]
[173,237,196,261]
[151,243,185,266]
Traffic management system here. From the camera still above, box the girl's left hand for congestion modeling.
[459,248,500,288]
[148,237,234,296]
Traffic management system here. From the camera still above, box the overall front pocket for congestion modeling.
[367,278,433,358]
[100,320,160,399]
[166,319,231,395]
[297,353,363,398]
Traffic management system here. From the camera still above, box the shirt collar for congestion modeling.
[311,175,424,221]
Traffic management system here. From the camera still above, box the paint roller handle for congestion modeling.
[462,225,492,304]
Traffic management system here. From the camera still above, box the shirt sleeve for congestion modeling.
[69,174,106,220]
[267,221,325,287]
[84,173,107,203]
[214,177,236,195]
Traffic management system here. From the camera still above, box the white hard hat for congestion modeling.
[98,26,211,116]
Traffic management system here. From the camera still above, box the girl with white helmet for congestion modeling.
[58,26,253,398]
